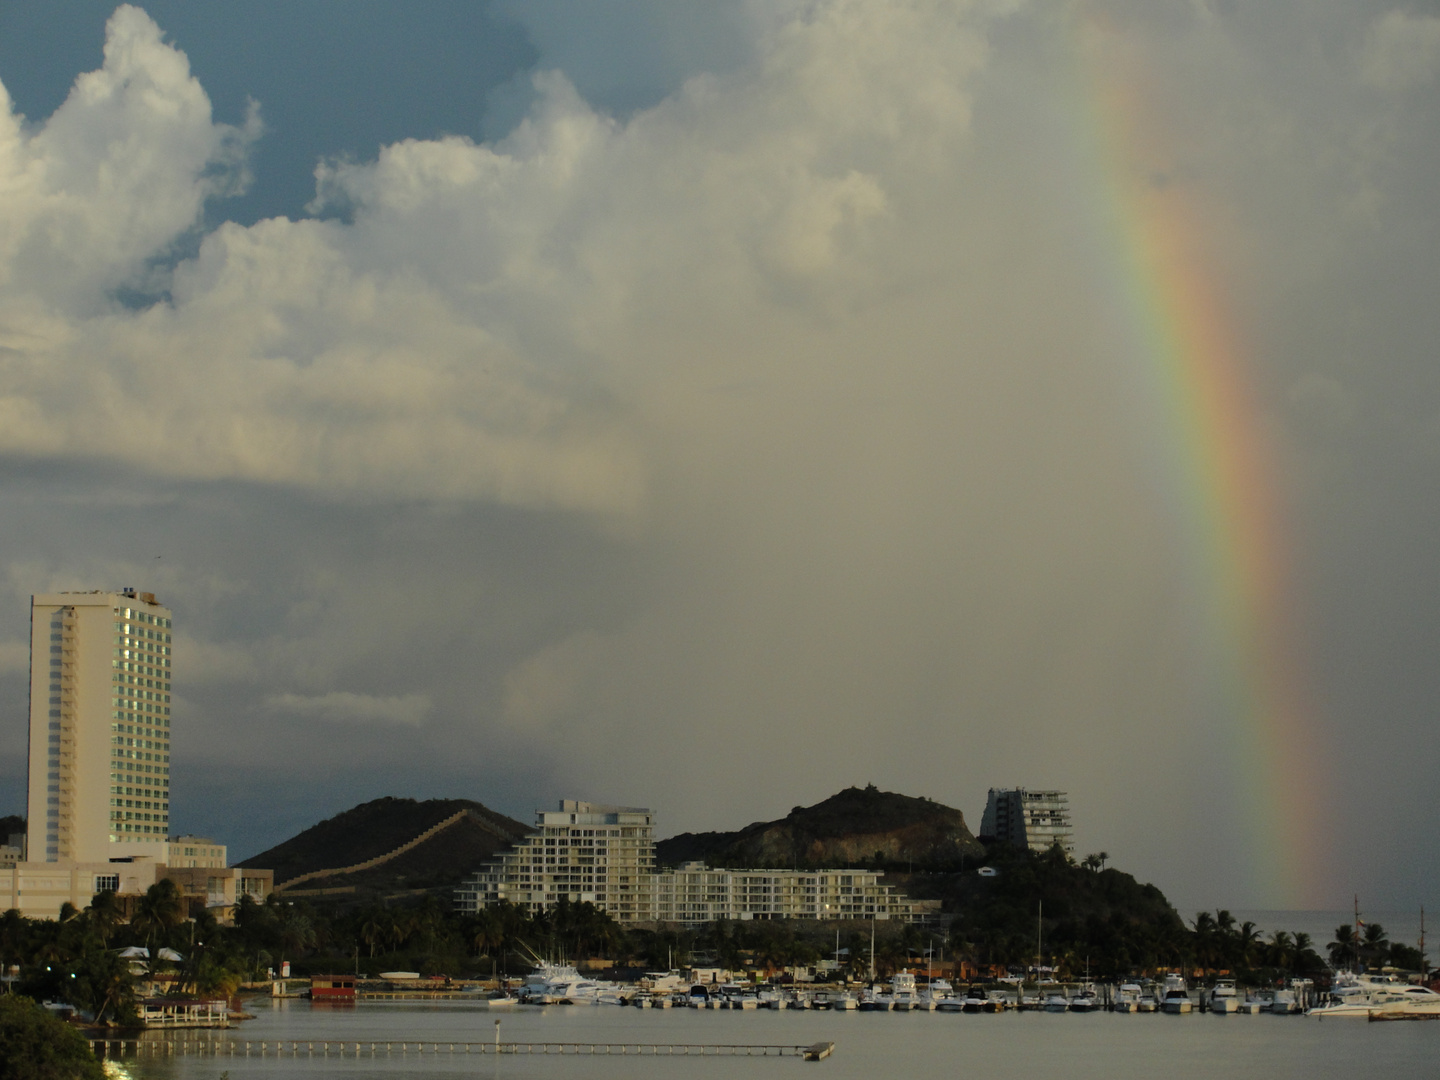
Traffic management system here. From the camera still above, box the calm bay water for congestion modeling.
[107,997,1437,1080]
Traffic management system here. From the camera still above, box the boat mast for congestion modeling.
[1036,900,1043,978]
[1354,894,1362,973]
[869,919,876,981]
[1422,906,1428,983]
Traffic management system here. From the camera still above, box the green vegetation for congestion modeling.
[0,996,104,1080]
[1327,920,1421,972]
[930,843,1334,982]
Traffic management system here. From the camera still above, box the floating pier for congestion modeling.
[91,1038,832,1060]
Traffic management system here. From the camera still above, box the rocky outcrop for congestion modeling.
[657,785,983,871]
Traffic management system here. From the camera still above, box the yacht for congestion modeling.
[1043,990,1070,1013]
[1160,973,1193,1014]
[1136,984,1161,1012]
[1114,983,1143,1012]
[1068,984,1101,1013]
[1207,979,1241,1014]
[831,990,859,1011]
[1306,973,1440,1018]
[890,972,918,1012]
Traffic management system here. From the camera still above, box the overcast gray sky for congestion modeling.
[1,1,1437,913]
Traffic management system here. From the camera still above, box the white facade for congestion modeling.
[651,862,939,927]
[455,800,656,923]
[167,835,227,868]
[0,858,163,920]
[27,590,174,863]
[979,788,1074,854]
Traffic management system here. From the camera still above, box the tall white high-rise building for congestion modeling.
[27,590,173,863]
[978,788,1073,855]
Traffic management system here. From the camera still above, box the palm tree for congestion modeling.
[1292,932,1315,971]
[277,907,317,961]
[132,880,185,956]
[360,909,388,958]
[1362,923,1389,970]
[1328,924,1358,970]
[86,890,125,947]
[1236,922,1262,969]
[1267,931,1293,970]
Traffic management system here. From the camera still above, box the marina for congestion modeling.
[81,996,1440,1080]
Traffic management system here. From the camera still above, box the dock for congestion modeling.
[91,1038,834,1060]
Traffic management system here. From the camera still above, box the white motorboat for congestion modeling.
[831,991,858,1011]
[1068,984,1100,1013]
[985,989,1012,1012]
[1160,973,1193,1014]
[1269,988,1300,1014]
[642,970,688,993]
[859,985,892,1011]
[1114,983,1143,1012]
[1306,973,1440,1018]
[1238,992,1267,1015]
[1207,979,1241,1014]
[890,972,917,1012]
[1043,991,1070,1013]
[1136,985,1161,1012]
[918,977,952,1011]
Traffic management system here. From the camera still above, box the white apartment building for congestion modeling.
[27,590,174,863]
[455,800,656,923]
[168,835,227,868]
[652,862,940,927]
[978,788,1074,854]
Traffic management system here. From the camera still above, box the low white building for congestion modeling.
[651,862,939,927]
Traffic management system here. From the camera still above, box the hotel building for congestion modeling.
[7,588,274,920]
[27,589,173,863]
[455,800,656,923]
[978,788,1074,855]
[651,862,940,927]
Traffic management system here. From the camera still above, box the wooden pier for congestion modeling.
[91,1038,833,1060]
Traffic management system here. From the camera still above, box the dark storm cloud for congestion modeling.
[0,2,1437,907]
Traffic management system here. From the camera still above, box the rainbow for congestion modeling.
[1070,22,1329,906]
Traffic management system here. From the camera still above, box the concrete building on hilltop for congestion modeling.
[978,788,1074,855]
[455,800,657,923]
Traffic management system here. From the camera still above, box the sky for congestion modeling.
[0,1,1437,914]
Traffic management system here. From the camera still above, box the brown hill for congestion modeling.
[236,796,529,890]
[657,785,983,871]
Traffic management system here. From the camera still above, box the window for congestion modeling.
[95,874,119,893]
